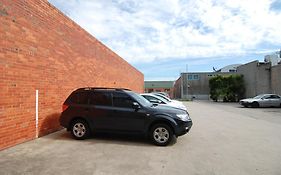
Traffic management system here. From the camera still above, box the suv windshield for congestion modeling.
[152,94,169,103]
[127,91,152,107]
[154,94,171,102]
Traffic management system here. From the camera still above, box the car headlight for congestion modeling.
[176,113,190,121]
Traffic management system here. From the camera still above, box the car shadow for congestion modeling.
[39,112,63,137]
[45,129,177,147]
[90,133,152,146]
[237,106,281,109]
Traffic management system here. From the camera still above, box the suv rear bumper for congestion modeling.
[175,120,193,136]
[59,113,69,129]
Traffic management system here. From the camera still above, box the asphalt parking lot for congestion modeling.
[1,101,281,175]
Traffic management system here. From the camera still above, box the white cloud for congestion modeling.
[49,0,281,63]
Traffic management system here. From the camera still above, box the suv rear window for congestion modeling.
[90,91,112,106]
[70,92,89,104]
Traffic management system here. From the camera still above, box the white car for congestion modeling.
[153,93,184,106]
[239,94,281,108]
[141,93,187,111]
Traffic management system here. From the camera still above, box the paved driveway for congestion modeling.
[1,101,281,175]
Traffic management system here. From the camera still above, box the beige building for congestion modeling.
[237,60,281,98]
[174,60,281,100]
[144,81,175,98]
[174,72,235,100]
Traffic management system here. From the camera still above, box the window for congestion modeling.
[188,74,199,80]
[193,74,199,80]
[144,95,165,104]
[71,92,89,104]
[90,91,112,106]
[144,95,156,101]
[113,92,134,108]
[270,95,280,99]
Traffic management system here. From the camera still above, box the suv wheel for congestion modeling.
[150,123,173,146]
[71,119,90,140]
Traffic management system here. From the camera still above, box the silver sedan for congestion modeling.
[239,94,281,108]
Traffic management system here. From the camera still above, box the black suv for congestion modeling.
[60,87,192,146]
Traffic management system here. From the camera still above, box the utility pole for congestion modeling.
[186,64,188,99]
[180,72,183,99]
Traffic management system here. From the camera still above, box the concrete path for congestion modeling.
[1,101,281,175]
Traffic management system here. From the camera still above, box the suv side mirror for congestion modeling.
[132,102,141,110]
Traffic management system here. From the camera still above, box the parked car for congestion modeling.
[152,92,184,106]
[152,92,170,98]
[141,93,187,111]
[239,94,281,108]
[60,87,192,146]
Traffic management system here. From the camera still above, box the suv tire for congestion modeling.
[150,123,174,146]
[70,119,90,140]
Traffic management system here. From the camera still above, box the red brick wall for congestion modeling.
[0,0,144,150]
[173,77,182,99]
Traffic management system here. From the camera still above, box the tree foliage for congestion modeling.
[209,75,245,102]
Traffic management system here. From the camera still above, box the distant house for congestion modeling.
[144,81,175,98]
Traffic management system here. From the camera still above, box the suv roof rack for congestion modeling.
[76,87,132,91]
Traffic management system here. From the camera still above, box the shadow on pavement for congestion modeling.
[44,129,179,147]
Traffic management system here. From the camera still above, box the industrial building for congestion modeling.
[0,0,143,150]
[264,50,281,66]
[174,58,281,100]
[237,61,281,97]
[174,72,235,100]
[215,64,242,72]
[144,81,174,98]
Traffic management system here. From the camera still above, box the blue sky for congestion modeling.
[48,0,281,81]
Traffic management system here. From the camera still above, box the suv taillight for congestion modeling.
[62,104,69,112]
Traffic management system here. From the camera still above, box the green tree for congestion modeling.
[209,75,245,102]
